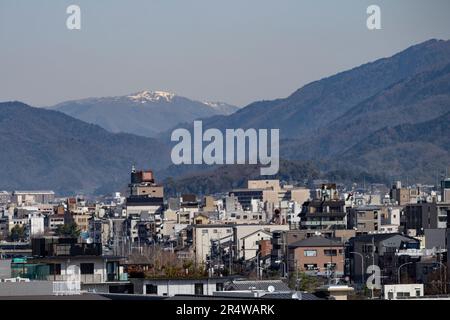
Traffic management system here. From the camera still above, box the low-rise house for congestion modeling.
[131,277,228,296]
[241,230,272,261]
[22,237,129,293]
[384,284,424,300]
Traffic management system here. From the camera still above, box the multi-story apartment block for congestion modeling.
[288,236,345,277]
[12,191,55,205]
[347,205,381,234]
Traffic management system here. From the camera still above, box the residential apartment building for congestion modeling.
[0,191,10,204]
[13,191,55,205]
[288,236,345,277]
[346,233,420,285]
[402,202,443,236]
[347,205,381,234]
[441,178,450,202]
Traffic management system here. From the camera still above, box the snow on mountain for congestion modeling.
[49,90,239,137]
[128,90,176,103]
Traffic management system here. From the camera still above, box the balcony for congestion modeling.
[46,274,103,284]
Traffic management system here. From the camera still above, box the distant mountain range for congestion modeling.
[0,102,170,194]
[193,39,450,140]
[48,91,239,137]
[1,39,449,194]
[161,39,450,187]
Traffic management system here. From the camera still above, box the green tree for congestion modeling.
[9,225,27,242]
[55,222,80,238]
[289,272,320,292]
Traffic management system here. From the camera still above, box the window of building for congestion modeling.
[362,244,374,253]
[146,284,158,294]
[324,249,337,256]
[80,263,94,275]
[397,292,410,297]
[49,263,61,275]
[216,283,224,291]
[304,250,317,257]
[202,229,208,234]
[194,283,204,295]
[304,264,317,270]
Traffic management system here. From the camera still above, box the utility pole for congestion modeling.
[372,236,375,299]
[256,252,259,280]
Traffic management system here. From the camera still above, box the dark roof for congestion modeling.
[261,292,324,300]
[302,212,346,217]
[303,200,345,206]
[350,233,419,243]
[126,196,163,206]
[226,280,290,291]
[289,236,343,248]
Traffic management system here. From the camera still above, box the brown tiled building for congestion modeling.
[288,236,344,277]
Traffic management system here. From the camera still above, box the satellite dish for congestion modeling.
[268,285,275,293]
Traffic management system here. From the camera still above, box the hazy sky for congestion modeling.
[1,0,450,107]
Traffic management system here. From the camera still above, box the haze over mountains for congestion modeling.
[0,102,170,194]
[195,39,450,139]
[164,39,450,187]
[1,39,449,194]
[49,91,239,137]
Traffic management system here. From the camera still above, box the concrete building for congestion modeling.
[390,182,419,206]
[288,236,345,277]
[27,237,128,292]
[347,205,381,234]
[299,199,347,231]
[231,180,310,213]
[191,224,234,265]
[73,214,90,232]
[126,167,164,218]
[424,228,446,250]
[402,202,442,236]
[384,284,424,300]
[48,215,65,230]
[381,206,402,226]
[233,224,289,261]
[190,223,289,265]
[131,277,228,296]
[29,212,45,237]
[441,179,450,202]
[241,229,272,261]
[346,233,420,285]
[12,191,55,205]
[0,191,10,204]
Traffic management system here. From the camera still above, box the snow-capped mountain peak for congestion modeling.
[128,90,176,103]
[203,101,222,108]
[203,101,240,115]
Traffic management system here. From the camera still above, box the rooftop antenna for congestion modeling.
[131,164,136,173]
